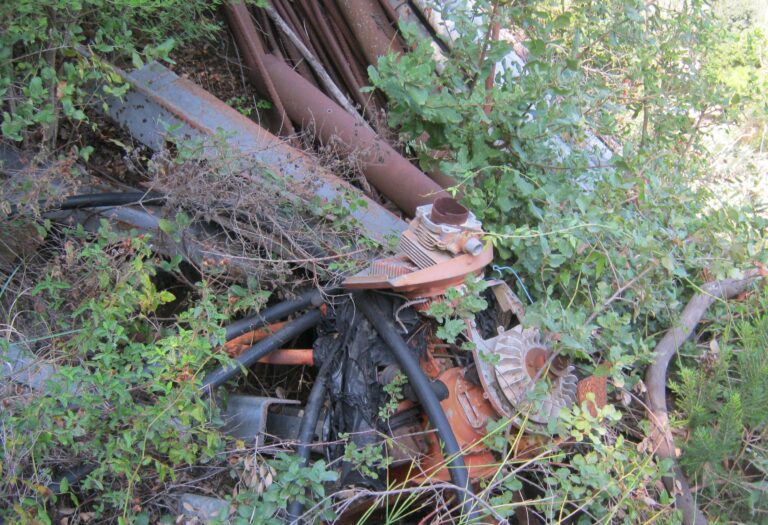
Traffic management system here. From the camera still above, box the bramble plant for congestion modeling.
[371,0,767,520]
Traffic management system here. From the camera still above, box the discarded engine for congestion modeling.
[344,197,493,299]
[223,197,599,508]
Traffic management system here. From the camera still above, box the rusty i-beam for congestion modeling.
[104,61,406,245]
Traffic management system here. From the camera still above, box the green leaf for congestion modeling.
[131,52,144,70]
[158,218,176,235]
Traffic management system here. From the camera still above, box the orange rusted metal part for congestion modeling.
[419,339,443,379]
[223,322,314,366]
[576,374,608,417]
[260,53,448,216]
[224,321,289,357]
[411,367,498,482]
[344,242,493,298]
[258,349,314,366]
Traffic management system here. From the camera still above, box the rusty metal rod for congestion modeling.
[287,0,345,92]
[322,0,369,76]
[301,0,378,122]
[272,0,336,87]
[338,0,403,67]
[200,309,323,393]
[258,349,314,366]
[257,5,316,83]
[261,53,448,215]
[263,4,366,126]
[323,1,389,112]
[255,7,285,60]
[378,0,402,36]
[224,2,295,137]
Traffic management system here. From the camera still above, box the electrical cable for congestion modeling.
[353,291,478,521]
[493,264,534,304]
[285,344,340,524]
[6,191,166,216]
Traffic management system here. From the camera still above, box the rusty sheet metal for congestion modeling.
[260,53,448,216]
[576,374,608,417]
[105,61,406,244]
[344,243,493,297]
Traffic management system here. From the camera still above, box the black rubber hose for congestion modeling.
[200,309,323,394]
[6,191,166,216]
[353,291,478,521]
[48,192,166,210]
[223,289,328,342]
[285,348,338,524]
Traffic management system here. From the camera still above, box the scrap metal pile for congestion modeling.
[1,1,610,523]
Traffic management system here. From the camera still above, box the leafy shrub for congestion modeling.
[372,0,766,386]
[1,224,228,522]
[0,0,222,144]
[225,453,338,525]
[370,0,768,520]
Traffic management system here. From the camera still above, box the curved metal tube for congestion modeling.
[353,291,477,520]
[201,309,323,394]
[285,348,338,524]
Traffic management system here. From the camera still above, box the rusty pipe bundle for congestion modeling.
[260,53,447,216]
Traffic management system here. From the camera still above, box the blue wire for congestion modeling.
[492,264,534,304]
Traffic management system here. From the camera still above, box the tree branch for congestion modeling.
[645,269,761,525]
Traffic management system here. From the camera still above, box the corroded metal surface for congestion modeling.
[576,374,608,417]
[106,61,406,244]
[338,0,402,66]
[260,52,448,216]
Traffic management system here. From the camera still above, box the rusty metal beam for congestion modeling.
[105,61,406,244]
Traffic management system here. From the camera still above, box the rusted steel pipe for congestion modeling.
[227,333,314,365]
[338,0,403,66]
[270,0,342,91]
[255,9,284,60]
[258,349,314,366]
[301,0,379,122]
[261,53,448,215]
[322,0,369,71]
[256,6,315,84]
[224,2,295,137]
[377,0,402,33]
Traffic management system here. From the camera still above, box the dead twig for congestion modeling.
[645,269,761,525]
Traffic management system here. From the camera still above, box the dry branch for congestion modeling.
[645,269,761,525]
